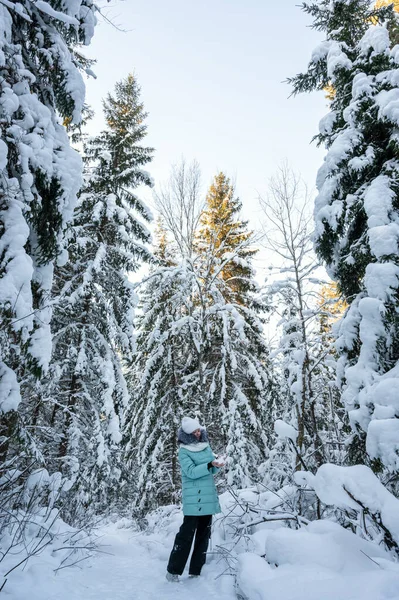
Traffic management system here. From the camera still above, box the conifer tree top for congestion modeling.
[199,172,254,254]
[197,172,258,305]
[84,73,154,226]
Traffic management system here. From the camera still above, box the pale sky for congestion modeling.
[85,0,327,202]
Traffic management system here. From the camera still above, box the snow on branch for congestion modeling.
[33,0,79,25]
[274,419,298,443]
[299,464,399,552]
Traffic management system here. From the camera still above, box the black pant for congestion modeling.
[167,515,212,576]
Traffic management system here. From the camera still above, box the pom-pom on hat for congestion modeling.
[181,416,202,434]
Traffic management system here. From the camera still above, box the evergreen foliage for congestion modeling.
[196,173,270,485]
[0,0,97,531]
[124,265,197,512]
[4,1,399,574]
[38,74,153,520]
[289,1,394,147]
[0,0,97,391]
[205,294,271,487]
[293,0,399,478]
[126,257,271,506]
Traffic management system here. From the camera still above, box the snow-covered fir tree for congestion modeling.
[289,0,392,101]
[196,174,270,487]
[293,2,399,483]
[39,74,154,520]
[0,0,97,509]
[204,293,271,487]
[124,262,199,513]
[127,259,271,500]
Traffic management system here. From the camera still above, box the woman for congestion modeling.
[166,416,224,582]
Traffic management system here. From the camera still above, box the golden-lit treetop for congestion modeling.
[375,0,399,12]
[318,282,348,334]
[324,84,336,102]
[199,172,252,248]
[197,172,257,304]
[323,2,399,103]
[372,1,399,41]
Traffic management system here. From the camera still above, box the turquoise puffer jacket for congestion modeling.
[179,444,221,516]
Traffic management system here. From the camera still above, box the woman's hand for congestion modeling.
[212,459,225,468]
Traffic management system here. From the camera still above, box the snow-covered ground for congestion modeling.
[4,511,235,600]
[4,501,399,600]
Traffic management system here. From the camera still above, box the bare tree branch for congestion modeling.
[154,159,204,258]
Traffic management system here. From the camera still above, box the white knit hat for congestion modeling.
[181,416,202,434]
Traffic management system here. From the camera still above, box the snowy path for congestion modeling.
[8,521,236,600]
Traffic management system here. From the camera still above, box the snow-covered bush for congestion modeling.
[299,463,399,553]
[0,467,96,593]
[214,464,399,600]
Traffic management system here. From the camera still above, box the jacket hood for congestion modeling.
[178,427,208,445]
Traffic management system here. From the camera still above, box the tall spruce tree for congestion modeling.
[124,264,198,513]
[196,173,270,487]
[0,0,97,513]
[0,0,97,395]
[127,259,271,500]
[204,293,271,487]
[375,0,399,44]
[289,1,393,145]
[292,1,399,481]
[40,74,154,521]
